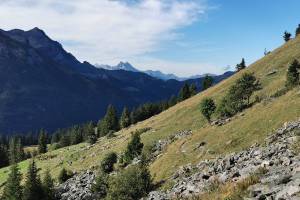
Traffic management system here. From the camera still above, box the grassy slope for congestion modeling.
[1,37,300,189]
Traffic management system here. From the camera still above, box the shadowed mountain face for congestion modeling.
[0,28,233,134]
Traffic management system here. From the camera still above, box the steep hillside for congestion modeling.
[0,33,300,194]
[0,28,232,134]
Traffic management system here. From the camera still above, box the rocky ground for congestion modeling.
[146,120,300,200]
[55,120,300,200]
[55,170,96,200]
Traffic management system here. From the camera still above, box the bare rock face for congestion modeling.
[55,170,97,200]
[144,120,300,200]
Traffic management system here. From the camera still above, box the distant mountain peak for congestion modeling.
[116,61,139,72]
[95,61,139,72]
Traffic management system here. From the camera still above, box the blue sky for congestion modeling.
[140,0,300,75]
[0,0,299,76]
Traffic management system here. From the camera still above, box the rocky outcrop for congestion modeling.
[145,120,300,199]
[55,170,96,200]
[150,130,192,161]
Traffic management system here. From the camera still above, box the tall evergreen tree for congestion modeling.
[168,95,177,107]
[178,83,191,102]
[236,58,246,71]
[202,75,213,90]
[42,169,55,200]
[189,83,197,96]
[284,31,292,42]
[296,24,300,37]
[23,160,44,200]
[99,105,119,136]
[120,107,131,129]
[38,129,47,154]
[0,143,9,167]
[286,59,300,88]
[2,164,23,200]
[9,137,24,164]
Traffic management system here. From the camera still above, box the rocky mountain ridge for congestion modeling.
[0,27,233,134]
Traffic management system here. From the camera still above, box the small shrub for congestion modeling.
[91,170,109,198]
[271,87,289,98]
[58,168,73,183]
[106,165,153,200]
[101,152,118,174]
[200,98,216,122]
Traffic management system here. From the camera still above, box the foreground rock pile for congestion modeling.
[56,170,96,200]
[147,120,300,199]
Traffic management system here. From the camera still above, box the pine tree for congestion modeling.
[123,132,144,164]
[9,137,24,164]
[189,83,197,96]
[99,105,119,135]
[120,107,131,129]
[0,143,9,168]
[202,75,213,90]
[283,31,292,42]
[296,24,300,37]
[286,59,300,88]
[23,160,44,200]
[38,129,47,154]
[168,95,177,107]
[178,83,191,102]
[42,169,55,200]
[2,164,23,200]
[236,58,246,71]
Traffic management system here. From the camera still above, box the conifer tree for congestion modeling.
[168,95,177,107]
[283,31,292,42]
[123,132,144,164]
[0,143,9,168]
[286,59,300,88]
[202,75,213,90]
[42,169,55,200]
[23,160,44,200]
[99,105,119,135]
[178,83,191,102]
[38,129,47,154]
[9,137,24,164]
[2,164,23,200]
[236,58,246,71]
[296,24,300,37]
[120,107,131,129]
[189,83,197,96]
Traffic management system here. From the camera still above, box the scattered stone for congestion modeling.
[144,119,300,199]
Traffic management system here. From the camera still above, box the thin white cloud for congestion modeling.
[0,0,206,68]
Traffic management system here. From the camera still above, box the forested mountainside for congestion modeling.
[0,28,233,134]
